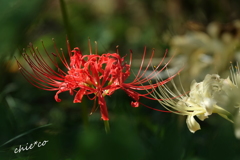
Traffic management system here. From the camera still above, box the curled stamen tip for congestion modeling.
[153,66,157,69]
[230,61,232,63]
[35,47,38,49]
[89,112,93,115]
[116,45,119,48]
[95,41,97,44]
[18,67,22,70]
[60,48,63,50]
[52,52,57,57]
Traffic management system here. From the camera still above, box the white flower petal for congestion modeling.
[203,97,215,115]
[214,105,233,123]
[196,114,208,121]
[186,115,201,133]
[222,77,235,90]
[190,80,197,90]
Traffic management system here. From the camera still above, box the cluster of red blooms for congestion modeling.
[16,40,176,121]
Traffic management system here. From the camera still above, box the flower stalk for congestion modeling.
[104,120,110,133]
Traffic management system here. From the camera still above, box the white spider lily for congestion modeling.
[150,74,233,133]
[229,63,240,139]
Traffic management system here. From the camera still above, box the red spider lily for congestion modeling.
[16,39,177,121]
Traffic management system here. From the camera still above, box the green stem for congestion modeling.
[59,0,74,45]
[104,120,110,133]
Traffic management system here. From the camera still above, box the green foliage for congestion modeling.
[0,0,240,159]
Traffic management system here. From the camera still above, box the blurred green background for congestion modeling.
[0,0,240,159]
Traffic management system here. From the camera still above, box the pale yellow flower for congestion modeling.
[150,74,233,133]
[168,20,240,90]
[228,63,240,139]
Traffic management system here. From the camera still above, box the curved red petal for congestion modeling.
[98,95,109,121]
[54,90,62,102]
[74,89,86,103]
[131,101,139,107]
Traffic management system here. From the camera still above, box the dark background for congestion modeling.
[0,0,240,159]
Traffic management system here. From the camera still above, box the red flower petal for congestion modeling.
[131,101,139,107]
[74,89,86,103]
[98,94,109,121]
